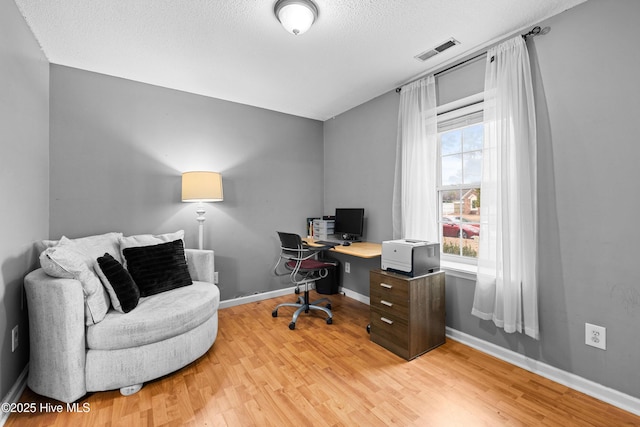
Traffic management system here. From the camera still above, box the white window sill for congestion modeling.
[441,260,477,281]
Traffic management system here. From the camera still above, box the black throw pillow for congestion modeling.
[96,253,140,313]
[123,239,192,297]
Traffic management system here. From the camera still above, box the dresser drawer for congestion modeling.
[370,306,409,348]
[370,272,409,298]
[369,289,409,319]
[370,283,409,305]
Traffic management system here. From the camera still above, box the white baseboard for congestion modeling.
[219,286,300,309]
[446,327,640,417]
[218,286,371,309]
[0,364,28,427]
[340,287,369,305]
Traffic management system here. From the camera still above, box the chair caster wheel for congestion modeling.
[366,324,371,334]
[326,303,332,310]
[327,318,333,325]
[272,310,278,317]
[289,322,296,330]
[295,288,300,295]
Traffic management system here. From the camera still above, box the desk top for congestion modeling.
[303,238,382,259]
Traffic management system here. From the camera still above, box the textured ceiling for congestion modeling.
[15,0,587,121]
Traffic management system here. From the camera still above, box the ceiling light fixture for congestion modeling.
[274,0,318,36]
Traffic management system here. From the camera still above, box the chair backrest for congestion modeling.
[277,231,303,256]
[274,231,332,285]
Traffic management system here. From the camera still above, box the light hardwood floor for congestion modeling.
[7,292,640,426]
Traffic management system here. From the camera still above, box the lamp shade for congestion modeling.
[182,171,223,202]
[274,0,318,36]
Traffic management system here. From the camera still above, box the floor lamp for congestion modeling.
[181,171,224,250]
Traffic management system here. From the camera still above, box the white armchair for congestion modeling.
[25,238,219,403]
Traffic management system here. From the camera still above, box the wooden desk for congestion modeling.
[303,238,382,258]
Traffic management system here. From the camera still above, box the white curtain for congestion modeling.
[472,36,539,339]
[392,76,439,241]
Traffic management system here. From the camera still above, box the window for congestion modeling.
[437,100,483,263]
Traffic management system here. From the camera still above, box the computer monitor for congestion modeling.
[334,208,365,241]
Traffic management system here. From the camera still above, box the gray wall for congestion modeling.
[323,91,399,295]
[4,0,639,405]
[50,66,324,300]
[323,0,640,400]
[0,0,49,400]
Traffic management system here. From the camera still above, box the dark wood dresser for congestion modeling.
[369,269,445,360]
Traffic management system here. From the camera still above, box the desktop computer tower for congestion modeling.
[315,258,340,295]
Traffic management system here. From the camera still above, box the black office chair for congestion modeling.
[272,231,335,330]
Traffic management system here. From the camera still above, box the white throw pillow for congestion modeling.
[59,232,124,264]
[40,245,110,325]
[39,250,74,279]
[35,239,60,256]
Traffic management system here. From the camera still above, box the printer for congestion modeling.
[381,239,440,277]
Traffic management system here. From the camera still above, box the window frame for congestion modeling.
[436,94,484,275]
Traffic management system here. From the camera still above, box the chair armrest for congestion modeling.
[24,269,87,403]
[185,249,215,283]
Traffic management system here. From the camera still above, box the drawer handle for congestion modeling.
[381,317,394,325]
[380,300,393,307]
[380,283,393,289]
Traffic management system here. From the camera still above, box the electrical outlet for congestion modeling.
[585,323,606,350]
[214,271,219,284]
[345,262,351,274]
[12,325,18,352]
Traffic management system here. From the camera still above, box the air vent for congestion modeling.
[414,38,460,62]
[415,50,439,62]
